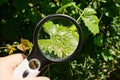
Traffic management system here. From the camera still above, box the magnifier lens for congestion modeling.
[37,17,79,61]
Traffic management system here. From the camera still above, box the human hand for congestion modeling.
[0,54,49,80]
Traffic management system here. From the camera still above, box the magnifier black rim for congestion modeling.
[33,14,83,63]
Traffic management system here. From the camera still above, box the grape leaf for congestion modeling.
[82,8,99,35]
[38,21,79,59]
[84,8,96,16]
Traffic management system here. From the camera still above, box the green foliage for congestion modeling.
[82,8,99,35]
[0,0,120,80]
[38,21,78,59]
[56,3,99,35]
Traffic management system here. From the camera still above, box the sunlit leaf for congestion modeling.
[84,8,96,16]
[38,21,79,58]
[82,8,99,35]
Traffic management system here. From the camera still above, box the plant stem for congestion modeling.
[76,10,84,22]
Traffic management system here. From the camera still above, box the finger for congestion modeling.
[28,77,50,80]
[3,54,25,68]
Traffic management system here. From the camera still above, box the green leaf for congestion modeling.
[84,8,97,16]
[42,21,57,36]
[82,15,99,35]
[82,8,99,35]
[38,21,79,59]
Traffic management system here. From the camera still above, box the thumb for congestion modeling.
[2,53,25,69]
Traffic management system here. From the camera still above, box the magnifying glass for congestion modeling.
[13,14,83,79]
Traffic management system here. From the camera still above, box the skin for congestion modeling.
[0,54,49,80]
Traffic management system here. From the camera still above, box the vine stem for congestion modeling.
[73,5,84,22]
[0,47,8,49]
[76,0,95,22]
[0,45,17,49]
[41,64,51,77]
[42,67,49,76]
[76,10,84,22]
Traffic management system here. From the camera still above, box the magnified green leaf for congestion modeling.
[38,21,79,60]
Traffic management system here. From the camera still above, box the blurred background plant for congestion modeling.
[0,0,120,80]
